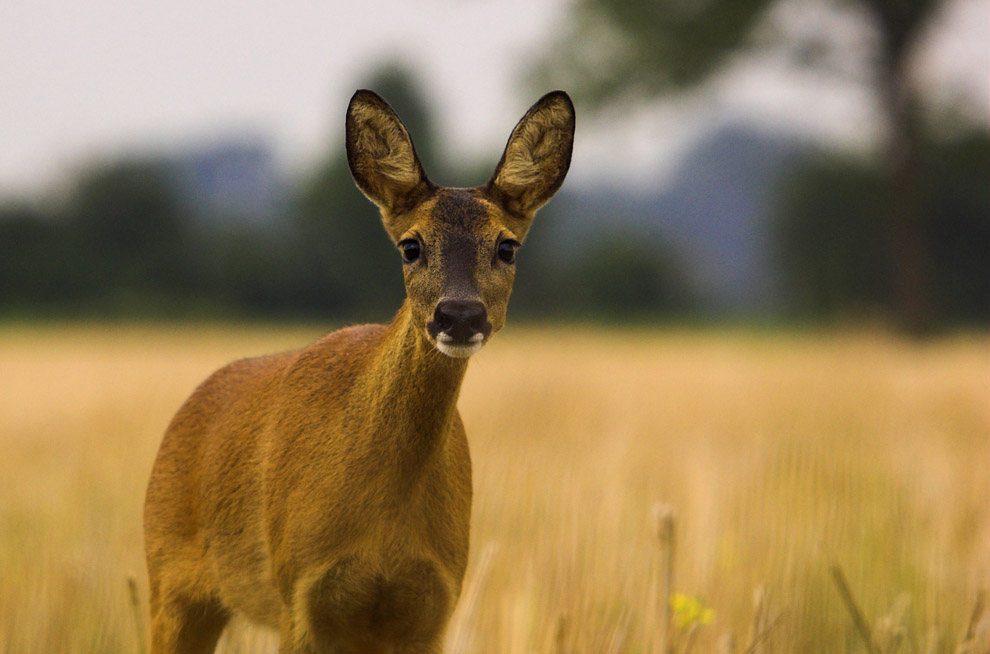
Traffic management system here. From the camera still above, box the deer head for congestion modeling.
[345,89,574,358]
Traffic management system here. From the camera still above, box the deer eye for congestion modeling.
[497,240,519,264]
[399,239,421,263]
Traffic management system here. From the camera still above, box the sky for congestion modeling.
[1,0,986,198]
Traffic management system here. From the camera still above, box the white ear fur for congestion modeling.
[487,91,575,216]
[346,90,432,213]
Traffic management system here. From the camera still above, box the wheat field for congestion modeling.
[0,324,987,653]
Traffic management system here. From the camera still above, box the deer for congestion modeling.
[143,89,574,654]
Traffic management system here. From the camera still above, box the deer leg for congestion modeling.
[148,590,229,654]
[278,609,315,654]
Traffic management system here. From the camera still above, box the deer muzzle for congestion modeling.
[427,299,492,358]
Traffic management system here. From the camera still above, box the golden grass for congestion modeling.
[0,324,987,653]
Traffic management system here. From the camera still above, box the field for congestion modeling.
[0,324,987,653]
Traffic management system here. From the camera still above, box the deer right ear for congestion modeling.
[346,90,434,215]
[486,91,575,217]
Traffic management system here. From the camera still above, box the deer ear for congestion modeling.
[346,89,434,214]
[486,91,575,216]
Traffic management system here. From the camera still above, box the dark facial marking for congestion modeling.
[433,190,486,229]
[441,231,479,299]
[432,191,488,299]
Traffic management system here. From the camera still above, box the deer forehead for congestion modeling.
[402,190,514,244]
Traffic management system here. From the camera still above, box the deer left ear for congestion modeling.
[486,91,575,217]
[346,89,434,214]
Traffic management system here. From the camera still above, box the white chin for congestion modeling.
[435,336,484,358]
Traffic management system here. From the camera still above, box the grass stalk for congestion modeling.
[957,589,988,654]
[447,541,498,654]
[654,503,676,654]
[742,612,782,654]
[963,589,986,642]
[680,621,700,654]
[553,611,569,654]
[830,563,880,654]
[127,572,147,654]
[607,611,632,654]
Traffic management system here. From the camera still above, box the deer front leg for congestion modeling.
[148,591,229,654]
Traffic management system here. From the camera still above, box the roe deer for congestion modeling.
[143,89,574,653]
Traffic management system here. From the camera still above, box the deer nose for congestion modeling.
[430,299,491,342]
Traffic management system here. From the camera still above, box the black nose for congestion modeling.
[429,299,491,342]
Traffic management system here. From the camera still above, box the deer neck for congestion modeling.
[360,300,468,464]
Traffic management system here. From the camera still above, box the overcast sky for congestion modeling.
[1,0,986,198]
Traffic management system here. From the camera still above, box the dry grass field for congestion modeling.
[0,324,987,653]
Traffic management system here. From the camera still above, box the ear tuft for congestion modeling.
[486,91,575,216]
[346,90,433,214]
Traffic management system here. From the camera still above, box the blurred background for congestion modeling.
[1,0,986,332]
[2,2,989,651]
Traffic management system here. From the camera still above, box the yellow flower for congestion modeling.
[670,592,715,630]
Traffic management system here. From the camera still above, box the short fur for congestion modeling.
[144,89,574,653]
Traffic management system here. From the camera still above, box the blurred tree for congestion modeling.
[775,130,989,323]
[923,131,990,323]
[292,64,441,321]
[0,204,73,308]
[538,0,961,332]
[0,159,214,317]
[535,0,773,100]
[574,233,688,317]
[510,200,693,320]
[65,158,196,302]
[773,156,891,316]
[505,203,577,318]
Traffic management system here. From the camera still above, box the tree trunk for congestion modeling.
[880,67,935,333]
[870,1,939,334]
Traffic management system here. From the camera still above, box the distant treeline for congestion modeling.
[1,72,987,328]
[773,129,990,326]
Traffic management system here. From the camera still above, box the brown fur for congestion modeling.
[143,89,574,653]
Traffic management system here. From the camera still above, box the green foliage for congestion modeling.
[924,132,990,322]
[509,205,692,321]
[574,234,687,316]
[773,131,990,323]
[65,159,196,296]
[291,154,403,320]
[1,160,202,316]
[534,0,774,104]
[0,204,74,306]
[540,0,982,333]
[534,0,946,108]
[773,156,890,316]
